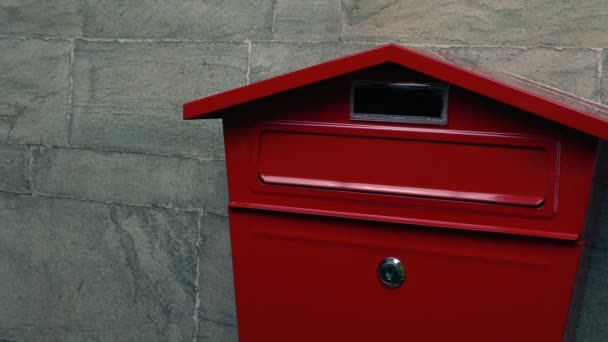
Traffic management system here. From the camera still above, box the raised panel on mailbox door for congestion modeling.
[259,129,552,208]
[254,122,558,221]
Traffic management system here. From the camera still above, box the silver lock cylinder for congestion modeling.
[378,257,406,288]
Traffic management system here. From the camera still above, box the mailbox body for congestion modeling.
[184,46,608,341]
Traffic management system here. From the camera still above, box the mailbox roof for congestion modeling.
[183,43,608,139]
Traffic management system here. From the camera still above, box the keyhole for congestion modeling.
[385,267,393,281]
[378,257,405,289]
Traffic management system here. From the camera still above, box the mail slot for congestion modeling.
[184,44,608,341]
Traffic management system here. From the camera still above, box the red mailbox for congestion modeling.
[184,44,608,341]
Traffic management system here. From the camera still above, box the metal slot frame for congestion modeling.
[350,81,449,125]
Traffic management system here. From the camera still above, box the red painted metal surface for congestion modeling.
[182,46,604,341]
[184,43,608,140]
[221,67,598,242]
[229,209,583,342]
[258,128,553,208]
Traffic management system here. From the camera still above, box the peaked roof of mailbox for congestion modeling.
[183,43,608,140]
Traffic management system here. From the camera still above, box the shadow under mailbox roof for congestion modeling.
[183,43,608,139]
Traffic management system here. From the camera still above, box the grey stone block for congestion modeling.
[575,247,608,341]
[0,144,28,193]
[438,46,602,102]
[197,319,238,342]
[0,38,71,146]
[199,214,236,326]
[31,147,228,213]
[341,0,608,47]
[0,193,198,342]
[82,0,273,40]
[273,0,341,41]
[250,42,375,82]
[71,40,247,158]
[0,0,82,37]
[602,50,607,105]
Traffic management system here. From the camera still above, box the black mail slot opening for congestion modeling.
[351,82,449,124]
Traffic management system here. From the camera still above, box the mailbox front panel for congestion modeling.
[230,209,581,342]
[222,64,598,240]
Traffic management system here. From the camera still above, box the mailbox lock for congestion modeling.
[378,257,406,288]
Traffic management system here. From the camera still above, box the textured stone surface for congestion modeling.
[0,144,28,193]
[250,42,375,81]
[71,41,247,158]
[31,147,228,213]
[603,50,607,105]
[273,0,341,41]
[341,0,608,47]
[196,214,237,341]
[439,46,602,101]
[0,193,198,342]
[576,247,608,341]
[0,38,71,146]
[0,0,82,37]
[197,319,238,342]
[198,214,236,326]
[82,0,273,40]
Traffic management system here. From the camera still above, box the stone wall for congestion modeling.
[0,1,606,341]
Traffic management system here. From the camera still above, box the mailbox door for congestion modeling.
[230,209,580,342]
